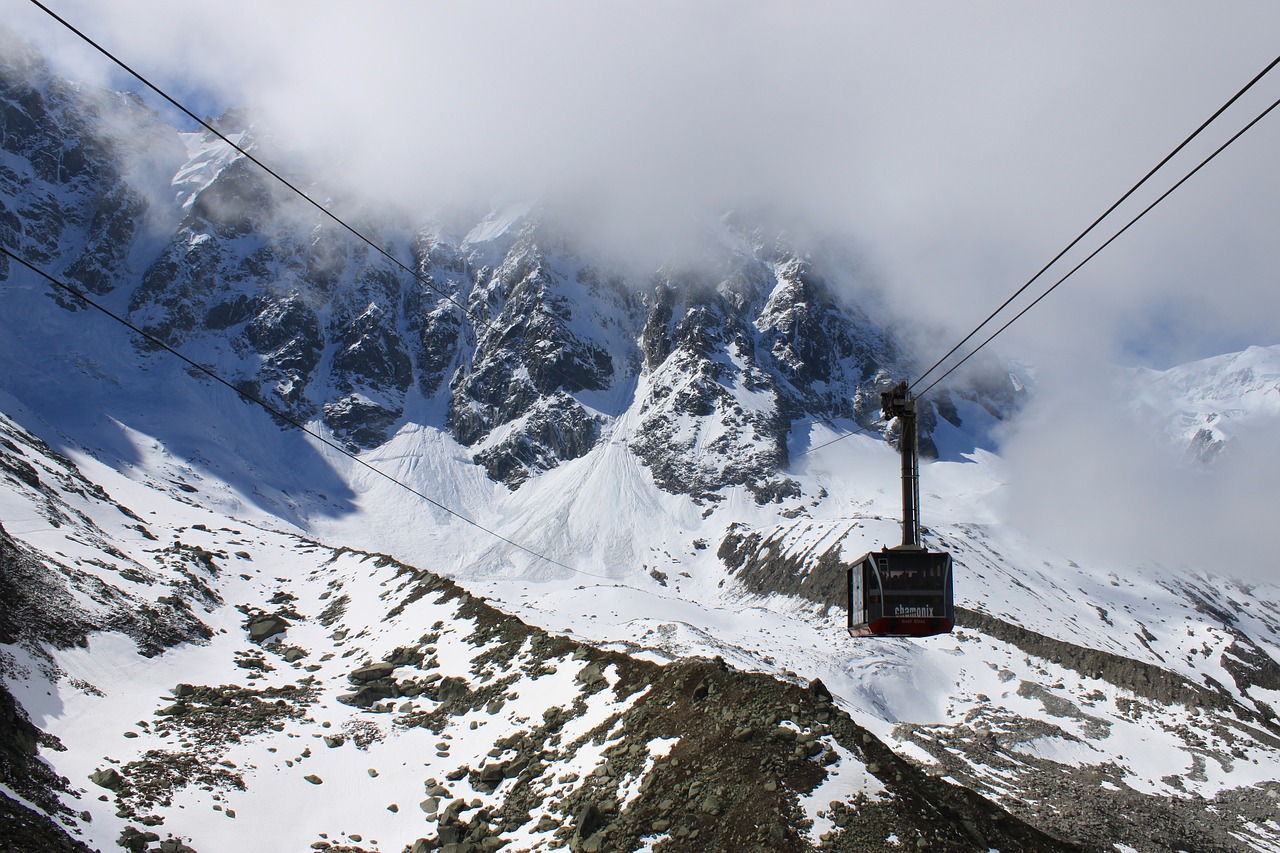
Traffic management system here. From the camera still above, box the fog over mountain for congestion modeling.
[6,0,1279,577]
[8,1,1280,353]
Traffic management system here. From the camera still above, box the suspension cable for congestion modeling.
[909,52,1280,394]
[26,0,597,397]
[798,86,1280,456]
[915,93,1280,399]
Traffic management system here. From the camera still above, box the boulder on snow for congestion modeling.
[337,683,396,708]
[247,614,289,642]
[348,662,397,683]
[117,827,159,852]
[576,663,607,687]
[157,839,199,853]
[90,767,125,790]
[477,763,506,788]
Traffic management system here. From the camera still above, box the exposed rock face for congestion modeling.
[472,392,601,487]
[0,415,216,851]
[631,275,797,502]
[0,675,86,850]
[0,24,177,305]
[322,394,401,450]
[0,416,215,659]
[719,522,853,608]
[186,156,274,238]
[0,791,95,853]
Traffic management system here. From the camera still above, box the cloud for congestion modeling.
[994,353,1280,581]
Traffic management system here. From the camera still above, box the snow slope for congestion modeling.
[1,407,1079,853]
[3,333,1279,850]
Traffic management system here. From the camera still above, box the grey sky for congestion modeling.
[6,0,1280,578]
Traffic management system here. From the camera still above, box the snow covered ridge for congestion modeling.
[720,514,1280,850]
[0,410,1072,853]
[1,387,1278,853]
[1131,344,1280,462]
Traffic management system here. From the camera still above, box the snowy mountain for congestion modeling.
[3,26,1280,853]
[1131,345,1280,463]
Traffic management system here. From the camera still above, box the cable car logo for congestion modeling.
[893,605,935,617]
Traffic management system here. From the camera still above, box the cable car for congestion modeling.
[847,381,955,638]
[847,548,954,637]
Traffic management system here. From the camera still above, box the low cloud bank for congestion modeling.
[996,356,1280,581]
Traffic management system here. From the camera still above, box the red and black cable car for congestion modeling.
[847,381,956,638]
[847,548,954,637]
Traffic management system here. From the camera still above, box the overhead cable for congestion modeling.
[26,0,591,397]
[796,73,1280,457]
[793,423,876,459]
[21,1,646,578]
[914,93,1280,398]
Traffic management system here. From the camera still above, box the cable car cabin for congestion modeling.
[847,548,954,637]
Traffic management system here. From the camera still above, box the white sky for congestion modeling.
[5,0,1280,577]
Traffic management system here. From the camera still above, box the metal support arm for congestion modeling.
[881,380,920,548]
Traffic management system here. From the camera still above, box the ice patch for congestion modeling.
[1011,735,1103,767]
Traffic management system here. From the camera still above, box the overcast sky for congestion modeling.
[6,0,1280,576]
